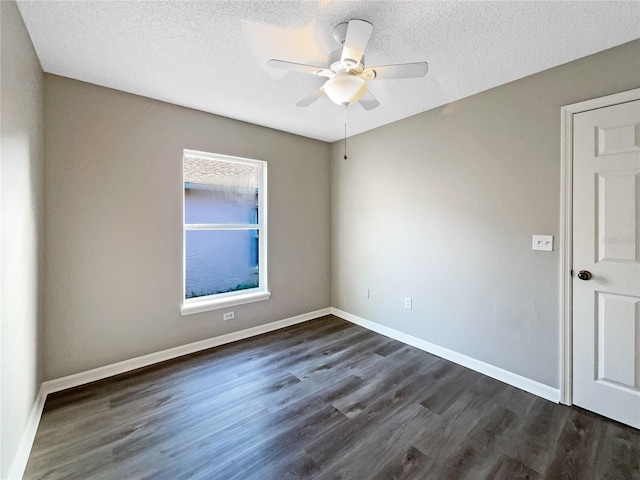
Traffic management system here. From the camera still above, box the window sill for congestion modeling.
[181,291,271,316]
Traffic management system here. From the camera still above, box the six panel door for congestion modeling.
[572,99,640,428]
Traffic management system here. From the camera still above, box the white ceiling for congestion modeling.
[17,1,640,142]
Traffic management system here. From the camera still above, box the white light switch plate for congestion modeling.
[532,235,553,251]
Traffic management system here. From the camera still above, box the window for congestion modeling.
[180,150,269,315]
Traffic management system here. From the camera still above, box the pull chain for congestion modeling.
[344,123,348,160]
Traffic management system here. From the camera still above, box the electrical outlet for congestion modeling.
[404,297,412,310]
[364,288,370,299]
[223,312,234,321]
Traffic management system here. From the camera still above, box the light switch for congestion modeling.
[532,235,553,251]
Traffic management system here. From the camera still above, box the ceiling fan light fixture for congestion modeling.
[323,74,366,107]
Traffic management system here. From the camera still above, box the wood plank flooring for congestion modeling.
[24,315,640,479]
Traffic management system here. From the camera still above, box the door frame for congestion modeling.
[559,88,640,405]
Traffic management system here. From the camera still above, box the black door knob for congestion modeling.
[577,270,592,281]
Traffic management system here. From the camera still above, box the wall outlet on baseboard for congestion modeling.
[404,297,412,310]
[223,312,234,321]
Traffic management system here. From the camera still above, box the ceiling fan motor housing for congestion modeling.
[327,49,365,74]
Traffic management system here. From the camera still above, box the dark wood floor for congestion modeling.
[24,315,639,479]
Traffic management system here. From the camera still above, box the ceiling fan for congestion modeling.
[268,19,429,110]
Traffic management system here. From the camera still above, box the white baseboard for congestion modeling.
[44,307,332,394]
[7,384,47,480]
[8,307,330,480]
[331,307,561,403]
[9,306,561,480]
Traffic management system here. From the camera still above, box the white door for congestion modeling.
[572,99,640,428]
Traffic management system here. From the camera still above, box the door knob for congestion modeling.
[577,270,592,281]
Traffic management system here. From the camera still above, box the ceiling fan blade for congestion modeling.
[358,89,380,111]
[268,59,325,75]
[341,19,373,66]
[366,62,429,80]
[296,87,325,107]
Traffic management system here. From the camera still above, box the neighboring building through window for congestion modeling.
[181,150,269,315]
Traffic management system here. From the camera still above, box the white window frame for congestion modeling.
[180,149,270,316]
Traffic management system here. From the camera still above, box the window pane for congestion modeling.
[185,229,259,299]
[184,155,259,224]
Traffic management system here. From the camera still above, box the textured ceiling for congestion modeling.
[17,1,640,142]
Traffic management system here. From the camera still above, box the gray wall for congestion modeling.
[0,1,45,477]
[44,75,331,380]
[331,40,640,389]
